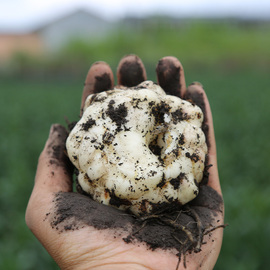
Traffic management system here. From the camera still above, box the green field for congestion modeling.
[1,21,270,269]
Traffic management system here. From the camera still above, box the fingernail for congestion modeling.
[189,81,204,89]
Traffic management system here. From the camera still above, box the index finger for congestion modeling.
[80,61,114,116]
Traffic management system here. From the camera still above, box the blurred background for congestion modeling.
[1,0,270,269]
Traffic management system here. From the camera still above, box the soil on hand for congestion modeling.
[49,184,223,265]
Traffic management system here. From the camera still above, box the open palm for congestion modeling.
[26,55,224,270]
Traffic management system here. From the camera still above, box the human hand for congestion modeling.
[26,55,224,270]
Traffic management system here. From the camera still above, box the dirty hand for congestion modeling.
[26,55,224,270]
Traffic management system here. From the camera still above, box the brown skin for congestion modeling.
[26,55,224,270]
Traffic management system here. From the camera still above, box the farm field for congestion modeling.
[1,21,270,269]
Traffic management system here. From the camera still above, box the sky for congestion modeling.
[0,0,270,32]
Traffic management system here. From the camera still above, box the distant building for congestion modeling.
[34,9,111,52]
[0,9,111,61]
[0,33,43,61]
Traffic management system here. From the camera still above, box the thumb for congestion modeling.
[34,124,73,194]
[26,124,74,256]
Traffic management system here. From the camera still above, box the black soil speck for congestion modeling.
[149,140,162,156]
[81,118,96,131]
[178,134,185,145]
[102,131,115,145]
[171,109,188,123]
[107,189,132,207]
[106,100,128,132]
[151,101,171,125]
[156,174,166,188]
[185,152,200,163]
[170,173,186,190]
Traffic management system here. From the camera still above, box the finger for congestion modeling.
[185,83,222,195]
[156,56,186,98]
[81,61,114,115]
[26,124,73,236]
[34,124,73,194]
[117,54,147,87]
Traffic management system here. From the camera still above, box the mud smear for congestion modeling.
[185,86,210,148]
[46,124,73,176]
[118,56,145,87]
[94,73,112,94]
[49,184,223,263]
[156,59,182,97]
